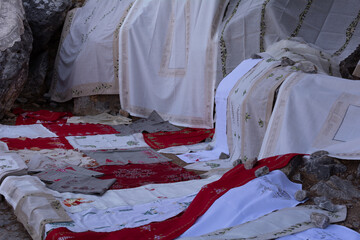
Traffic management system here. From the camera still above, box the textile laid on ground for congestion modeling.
[9,149,98,172]
[15,193,72,240]
[0,124,58,139]
[57,175,220,214]
[219,0,360,80]
[0,137,74,150]
[180,205,346,240]
[43,123,119,137]
[0,154,28,182]
[278,224,360,240]
[82,148,171,166]
[46,194,196,234]
[34,165,115,195]
[0,0,25,51]
[143,128,214,150]
[0,141,8,151]
[67,113,132,126]
[119,0,228,128]
[88,162,200,190]
[320,138,360,160]
[178,59,261,164]
[50,0,135,102]
[259,71,360,159]
[14,109,73,125]
[180,170,302,238]
[45,153,300,240]
[0,175,69,240]
[112,111,180,136]
[65,133,148,150]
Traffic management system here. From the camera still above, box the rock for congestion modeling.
[304,151,338,180]
[244,157,257,170]
[16,97,28,104]
[23,0,72,53]
[311,175,360,200]
[314,196,337,212]
[205,145,214,151]
[255,166,269,178]
[340,43,360,79]
[297,61,318,73]
[281,57,295,66]
[309,150,329,160]
[310,212,330,229]
[0,0,33,119]
[357,163,360,178]
[347,175,354,181]
[219,152,230,159]
[294,190,308,201]
[332,163,347,174]
[73,95,120,115]
[119,109,130,118]
[232,159,242,167]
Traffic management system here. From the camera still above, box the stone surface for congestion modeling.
[73,95,121,116]
[23,0,72,53]
[294,190,308,202]
[314,196,337,212]
[21,0,73,98]
[310,212,330,229]
[255,166,269,178]
[219,152,230,159]
[244,157,257,170]
[311,175,360,200]
[0,199,31,240]
[0,1,33,120]
[340,43,360,79]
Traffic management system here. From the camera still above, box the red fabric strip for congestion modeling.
[42,123,119,137]
[88,162,200,190]
[0,137,74,150]
[143,128,214,149]
[14,108,72,125]
[45,153,302,240]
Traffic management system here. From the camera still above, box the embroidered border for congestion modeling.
[259,0,271,52]
[219,0,242,77]
[289,0,313,38]
[333,8,360,57]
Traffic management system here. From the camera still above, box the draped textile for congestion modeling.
[219,0,360,81]
[50,0,134,102]
[119,0,228,128]
[259,72,360,159]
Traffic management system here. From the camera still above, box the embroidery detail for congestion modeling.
[289,0,313,38]
[260,0,271,52]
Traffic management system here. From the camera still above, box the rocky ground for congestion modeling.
[0,99,360,239]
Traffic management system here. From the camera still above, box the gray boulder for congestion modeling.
[22,0,72,98]
[0,0,33,119]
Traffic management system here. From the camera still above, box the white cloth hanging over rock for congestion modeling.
[118,0,228,128]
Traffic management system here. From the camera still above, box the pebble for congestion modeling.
[281,57,295,66]
[255,166,269,178]
[232,159,242,167]
[244,157,257,170]
[310,212,330,229]
[219,152,230,159]
[294,190,308,201]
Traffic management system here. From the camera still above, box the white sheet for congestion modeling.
[178,59,261,164]
[259,72,360,159]
[65,133,148,150]
[0,124,58,139]
[50,0,134,102]
[46,194,196,233]
[180,170,302,237]
[118,0,228,128]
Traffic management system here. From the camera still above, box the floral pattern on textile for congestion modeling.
[89,162,200,190]
[63,198,94,207]
[143,128,214,149]
[43,123,119,137]
[13,108,73,125]
[0,137,74,150]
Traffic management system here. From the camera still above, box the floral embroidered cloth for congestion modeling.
[0,124,58,139]
[82,148,171,166]
[45,153,301,240]
[67,113,132,126]
[88,162,201,190]
[13,108,73,125]
[0,137,74,150]
[0,154,28,183]
[43,123,119,137]
[65,133,148,150]
[143,128,214,150]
